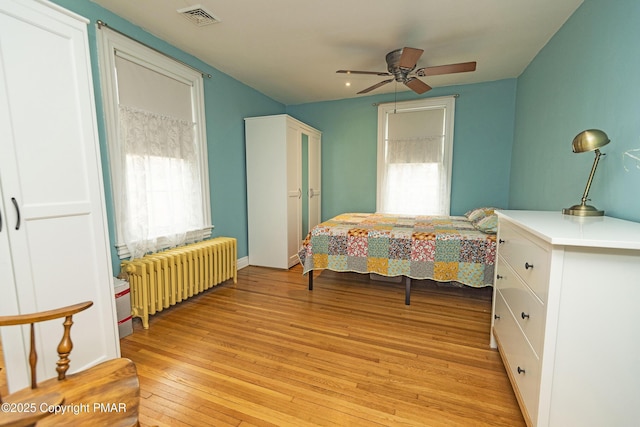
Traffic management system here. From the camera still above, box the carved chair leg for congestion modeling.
[29,324,38,389]
[56,314,75,380]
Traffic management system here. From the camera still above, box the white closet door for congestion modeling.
[0,186,24,388]
[307,131,322,231]
[286,123,302,267]
[0,0,119,391]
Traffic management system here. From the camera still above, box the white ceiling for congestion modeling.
[90,0,584,105]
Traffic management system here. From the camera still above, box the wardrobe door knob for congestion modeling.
[521,312,530,320]
[517,366,526,375]
[525,262,534,270]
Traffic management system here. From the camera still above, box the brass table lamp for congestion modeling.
[563,129,610,216]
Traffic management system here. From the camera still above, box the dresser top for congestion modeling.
[496,210,640,250]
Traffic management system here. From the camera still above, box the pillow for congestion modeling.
[474,214,498,234]
[464,206,497,223]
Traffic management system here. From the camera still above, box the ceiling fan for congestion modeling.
[337,47,476,95]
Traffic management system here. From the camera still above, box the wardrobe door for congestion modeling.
[0,0,119,391]
[0,190,25,388]
[286,122,302,268]
[307,130,322,232]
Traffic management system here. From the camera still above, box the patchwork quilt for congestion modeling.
[298,213,496,288]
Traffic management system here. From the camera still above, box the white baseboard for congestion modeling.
[237,256,249,270]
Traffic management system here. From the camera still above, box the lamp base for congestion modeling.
[562,203,605,216]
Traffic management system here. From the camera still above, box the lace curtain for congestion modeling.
[380,134,446,215]
[118,105,205,259]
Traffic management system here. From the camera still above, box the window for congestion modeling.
[376,96,455,215]
[97,27,211,259]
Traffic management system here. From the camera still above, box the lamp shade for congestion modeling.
[572,129,610,153]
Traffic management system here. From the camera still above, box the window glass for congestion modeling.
[97,28,211,259]
[377,97,455,215]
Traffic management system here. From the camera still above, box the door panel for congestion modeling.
[308,131,322,231]
[0,1,119,391]
[286,124,302,267]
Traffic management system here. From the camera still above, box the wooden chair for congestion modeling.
[0,301,139,427]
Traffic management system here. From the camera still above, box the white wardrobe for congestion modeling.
[0,0,119,391]
[245,114,322,269]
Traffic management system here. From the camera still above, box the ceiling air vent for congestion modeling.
[177,5,221,26]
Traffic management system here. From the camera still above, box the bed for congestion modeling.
[298,209,498,304]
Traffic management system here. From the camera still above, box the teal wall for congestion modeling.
[287,79,517,219]
[510,0,640,222]
[51,0,285,275]
[50,0,640,276]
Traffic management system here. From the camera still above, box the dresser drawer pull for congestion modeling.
[496,274,504,280]
[521,312,530,320]
[525,262,534,270]
[494,314,500,320]
[499,239,505,244]
[517,366,526,375]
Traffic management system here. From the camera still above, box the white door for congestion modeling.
[0,186,24,388]
[307,131,322,231]
[0,0,119,391]
[286,123,302,267]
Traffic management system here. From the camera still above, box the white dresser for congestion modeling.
[491,210,640,427]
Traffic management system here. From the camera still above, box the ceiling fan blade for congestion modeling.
[404,78,431,94]
[336,69,390,76]
[357,78,394,94]
[416,61,477,77]
[398,47,424,70]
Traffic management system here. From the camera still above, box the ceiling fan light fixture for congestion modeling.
[337,47,476,95]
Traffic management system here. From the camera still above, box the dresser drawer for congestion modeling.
[496,258,546,357]
[498,221,550,302]
[493,290,541,425]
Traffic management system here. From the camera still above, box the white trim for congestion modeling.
[237,256,250,270]
[96,25,211,259]
[33,0,89,24]
[376,96,455,215]
[114,227,214,259]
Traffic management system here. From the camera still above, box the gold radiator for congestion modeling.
[120,237,237,329]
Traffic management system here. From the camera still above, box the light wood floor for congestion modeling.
[120,265,525,427]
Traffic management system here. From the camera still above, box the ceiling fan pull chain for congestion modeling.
[394,82,397,114]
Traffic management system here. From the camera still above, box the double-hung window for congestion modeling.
[377,96,455,216]
[97,27,211,259]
